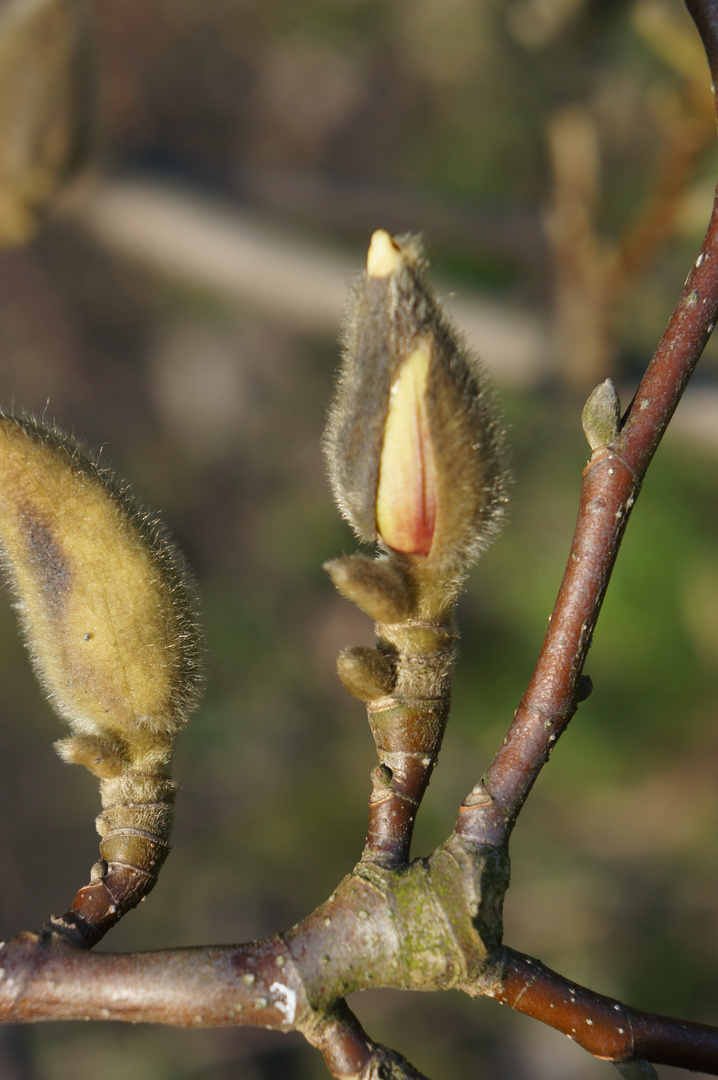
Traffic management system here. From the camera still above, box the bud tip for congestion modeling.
[367,230,402,278]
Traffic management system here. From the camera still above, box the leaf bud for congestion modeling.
[324,553,414,623]
[337,645,396,702]
[324,230,509,575]
[55,733,131,779]
[581,378,621,452]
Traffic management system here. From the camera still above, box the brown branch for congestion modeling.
[455,177,718,850]
[0,930,305,1029]
[304,1001,432,1080]
[452,1,718,1069]
[480,948,718,1074]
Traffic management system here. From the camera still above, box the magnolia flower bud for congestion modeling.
[324,230,509,575]
[0,413,203,942]
[0,415,202,751]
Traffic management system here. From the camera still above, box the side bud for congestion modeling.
[324,230,509,575]
[581,378,621,452]
[336,645,396,702]
[323,554,414,623]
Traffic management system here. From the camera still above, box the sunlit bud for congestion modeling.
[0,0,95,245]
[324,554,414,623]
[337,645,396,701]
[375,339,437,556]
[581,378,621,452]
[324,231,509,573]
[0,414,204,941]
[0,415,203,761]
[55,733,130,779]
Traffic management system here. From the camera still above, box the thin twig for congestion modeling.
[455,179,718,848]
[482,948,718,1074]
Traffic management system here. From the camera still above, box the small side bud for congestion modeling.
[577,674,593,702]
[55,734,130,779]
[324,231,509,574]
[0,414,203,753]
[324,554,414,623]
[337,645,396,701]
[581,379,621,452]
[614,1061,659,1080]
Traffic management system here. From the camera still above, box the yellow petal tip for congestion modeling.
[367,230,402,278]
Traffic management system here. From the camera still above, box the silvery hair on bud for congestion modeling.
[323,233,510,573]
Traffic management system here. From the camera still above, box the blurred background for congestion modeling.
[0,0,716,1077]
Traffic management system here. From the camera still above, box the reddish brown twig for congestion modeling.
[304,1001,432,1080]
[481,948,718,1073]
[455,178,718,850]
[451,1,718,1069]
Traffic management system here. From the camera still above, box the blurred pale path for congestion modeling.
[74,176,549,385]
[72,174,718,449]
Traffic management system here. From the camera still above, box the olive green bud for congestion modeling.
[324,230,509,574]
[324,554,414,623]
[0,0,95,245]
[337,645,396,702]
[0,414,202,752]
[0,414,203,943]
[55,733,131,779]
[581,378,621,452]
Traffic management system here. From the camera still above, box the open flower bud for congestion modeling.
[324,230,509,573]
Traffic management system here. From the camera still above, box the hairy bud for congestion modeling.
[324,233,511,865]
[337,645,396,702]
[0,415,202,752]
[581,378,621,452]
[0,414,202,943]
[324,230,509,575]
[323,554,414,623]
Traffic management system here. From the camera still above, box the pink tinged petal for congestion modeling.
[376,343,437,556]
